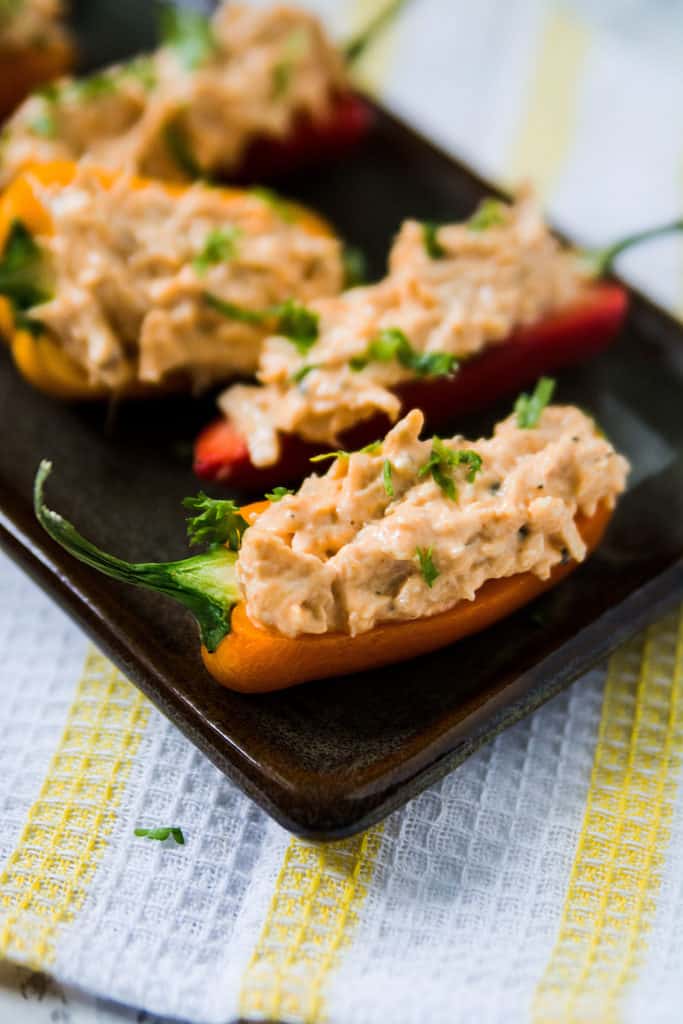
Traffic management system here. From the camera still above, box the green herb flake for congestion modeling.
[418,438,483,501]
[203,292,266,325]
[291,363,317,383]
[350,327,457,378]
[182,492,248,551]
[69,72,118,102]
[468,197,506,232]
[359,440,382,454]
[309,449,350,464]
[120,55,158,91]
[422,220,446,259]
[134,827,185,845]
[250,186,295,222]
[342,244,367,288]
[310,440,380,465]
[193,226,241,275]
[29,109,57,138]
[514,376,556,429]
[159,6,216,69]
[266,486,294,502]
[271,26,310,98]
[416,546,439,588]
[164,118,203,180]
[0,219,51,314]
[275,298,319,353]
[383,459,394,497]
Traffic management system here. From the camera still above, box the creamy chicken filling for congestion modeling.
[237,405,628,637]
[29,166,342,388]
[0,0,62,50]
[220,191,587,467]
[0,3,348,186]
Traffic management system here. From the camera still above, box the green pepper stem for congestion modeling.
[34,461,240,651]
[583,219,683,277]
[343,0,412,65]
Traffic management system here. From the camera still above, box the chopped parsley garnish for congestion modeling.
[418,437,483,501]
[310,440,381,463]
[204,293,318,351]
[342,245,368,288]
[422,221,446,259]
[0,219,51,316]
[29,110,57,138]
[468,197,506,232]
[350,327,458,378]
[383,459,394,497]
[120,55,158,91]
[182,493,248,551]
[514,376,556,429]
[272,26,310,99]
[193,226,241,275]
[159,5,216,69]
[416,546,439,588]
[203,292,266,325]
[292,363,317,383]
[275,298,319,353]
[250,186,295,222]
[266,486,294,502]
[69,72,118,101]
[164,118,203,179]
[134,827,185,845]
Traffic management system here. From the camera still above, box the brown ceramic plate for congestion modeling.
[1,102,682,839]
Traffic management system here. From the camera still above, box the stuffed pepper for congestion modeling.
[0,0,73,119]
[0,0,408,187]
[0,160,341,397]
[35,383,629,692]
[195,190,682,489]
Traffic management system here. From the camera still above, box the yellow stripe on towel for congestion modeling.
[239,828,383,1023]
[507,7,590,198]
[532,607,683,1023]
[0,648,150,967]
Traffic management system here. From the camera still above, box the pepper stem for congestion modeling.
[343,0,412,65]
[34,461,240,651]
[583,219,683,277]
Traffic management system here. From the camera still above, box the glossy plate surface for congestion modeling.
[1,11,682,838]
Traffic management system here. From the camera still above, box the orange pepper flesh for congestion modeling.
[0,35,74,120]
[0,161,334,399]
[202,500,612,693]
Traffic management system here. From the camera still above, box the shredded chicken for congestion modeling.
[0,3,348,185]
[220,190,586,466]
[238,405,629,637]
[31,166,343,389]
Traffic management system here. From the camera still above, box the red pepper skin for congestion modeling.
[234,92,374,182]
[194,282,628,490]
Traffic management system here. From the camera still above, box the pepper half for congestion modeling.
[34,463,612,694]
[0,160,334,399]
[194,213,683,489]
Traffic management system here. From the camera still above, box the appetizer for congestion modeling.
[35,385,629,692]
[195,191,680,490]
[0,0,73,120]
[0,0,406,187]
[0,160,341,397]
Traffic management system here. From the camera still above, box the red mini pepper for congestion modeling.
[194,220,682,490]
[236,1,408,181]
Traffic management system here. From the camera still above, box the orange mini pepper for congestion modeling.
[0,160,334,399]
[34,462,612,694]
